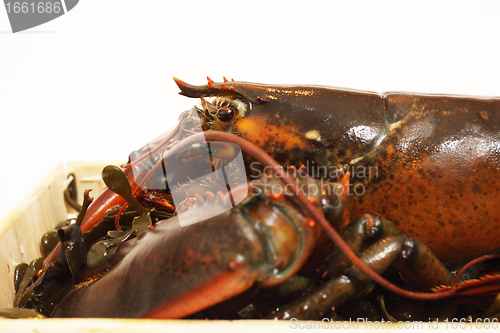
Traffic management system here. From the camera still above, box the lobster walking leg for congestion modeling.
[320,213,400,277]
[270,214,453,320]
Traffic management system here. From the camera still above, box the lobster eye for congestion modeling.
[217,98,248,123]
[217,107,236,122]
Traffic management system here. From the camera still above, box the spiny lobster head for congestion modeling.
[174,77,387,173]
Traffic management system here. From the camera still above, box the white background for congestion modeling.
[0,0,499,221]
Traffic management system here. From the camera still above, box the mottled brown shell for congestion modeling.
[176,79,500,259]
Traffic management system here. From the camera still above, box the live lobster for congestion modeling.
[12,77,500,320]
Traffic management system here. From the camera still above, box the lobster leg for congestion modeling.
[270,214,453,320]
[320,213,400,278]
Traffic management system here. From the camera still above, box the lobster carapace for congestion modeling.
[175,77,500,259]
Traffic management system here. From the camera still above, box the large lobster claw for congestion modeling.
[51,171,343,318]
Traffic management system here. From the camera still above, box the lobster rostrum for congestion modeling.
[12,78,500,320]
